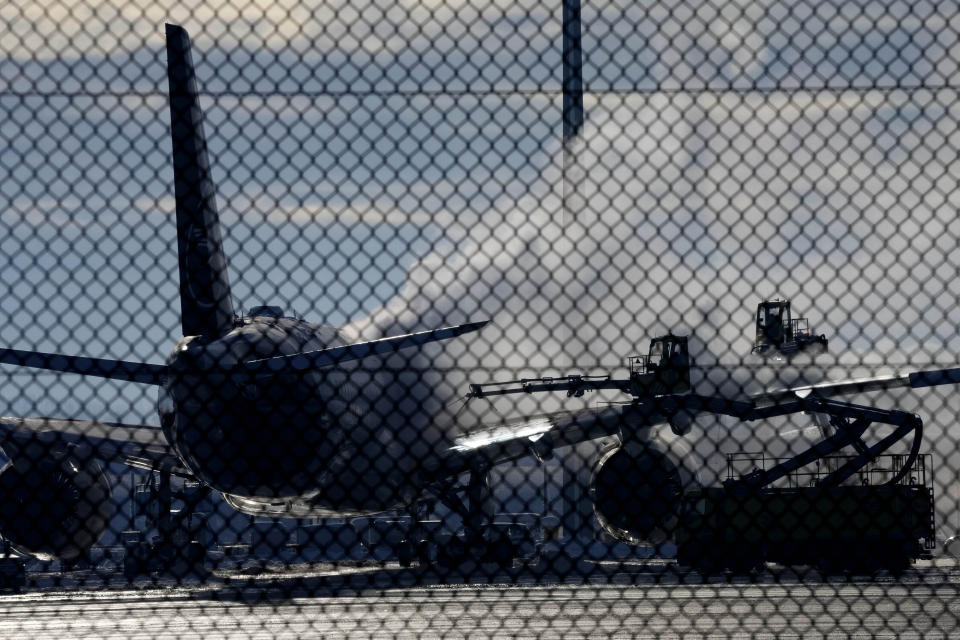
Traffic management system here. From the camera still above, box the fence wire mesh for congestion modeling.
[2,0,960,637]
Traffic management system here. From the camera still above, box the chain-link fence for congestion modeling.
[2,0,960,637]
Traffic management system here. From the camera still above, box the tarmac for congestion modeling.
[0,558,958,639]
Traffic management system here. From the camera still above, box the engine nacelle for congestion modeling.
[0,453,114,561]
[590,437,697,546]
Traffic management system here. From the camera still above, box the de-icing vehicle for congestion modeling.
[0,25,957,574]
[466,326,939,572]
[752,298,828,356]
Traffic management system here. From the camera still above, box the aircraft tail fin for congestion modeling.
[165,23,235,338]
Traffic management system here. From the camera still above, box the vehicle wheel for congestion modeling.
[878,541,911,576]
[816,548,846,576]
[886,557,909,578]
[678,539,723,574]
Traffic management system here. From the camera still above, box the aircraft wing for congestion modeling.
[0,417,192,476]
[442,405,631,473]
[442,362,960,469]
[751,365,960,405]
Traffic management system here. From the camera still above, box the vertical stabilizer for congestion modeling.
[166,23,235,338]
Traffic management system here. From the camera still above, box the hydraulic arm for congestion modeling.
[465,331,925,487]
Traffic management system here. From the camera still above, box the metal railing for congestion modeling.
[727,452,933,490]
[628,355,651,376]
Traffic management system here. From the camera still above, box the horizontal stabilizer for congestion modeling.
[244,320,489,373]
[0,348,166,385]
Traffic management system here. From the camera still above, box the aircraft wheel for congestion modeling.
[186,541,206,565]
[123,555,143,580]
[415,540,435,566]
[724,543,763,574]
[0,558,25,593]
[483,537,515,568]
[397,540,415,568]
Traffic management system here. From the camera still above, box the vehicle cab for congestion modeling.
[752,298,827,356]
[629,334,691,396]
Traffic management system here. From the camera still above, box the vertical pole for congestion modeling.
[562,0,584,141]
[157,467,172,547]
[561,0,585,221]
[561,0,595,547]
[130,471,136,526]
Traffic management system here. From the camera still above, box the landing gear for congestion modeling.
[436,527,516,571]
[396,537,434,568]
[406,463,520,573]
[396,539,415,568]
[123,535,207,580]
[123,466,211,580]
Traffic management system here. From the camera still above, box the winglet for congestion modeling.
[166,23,236,338]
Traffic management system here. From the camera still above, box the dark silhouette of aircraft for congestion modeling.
[1,24,959,568]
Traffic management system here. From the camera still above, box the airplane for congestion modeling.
[1,23,959,569]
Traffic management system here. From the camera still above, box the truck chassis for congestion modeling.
[676,453,935,574]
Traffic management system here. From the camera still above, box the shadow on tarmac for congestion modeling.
[15,555,957,603]
[191,556,956,603]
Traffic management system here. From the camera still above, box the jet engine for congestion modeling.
[0,452,114,561]
[590,436,697,546]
